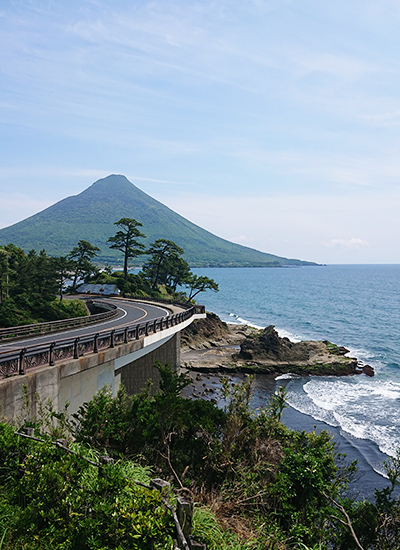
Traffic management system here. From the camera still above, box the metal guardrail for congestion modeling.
[0,305,205,378]
[0,300,118,341]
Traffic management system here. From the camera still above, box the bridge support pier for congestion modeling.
[116,332,181,396]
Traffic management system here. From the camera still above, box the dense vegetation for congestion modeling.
[1,366,400,549]
[0,174,317,267]
[0,229,218,327]
[0,244,89,327]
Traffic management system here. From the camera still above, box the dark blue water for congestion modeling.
[193,265,400,482]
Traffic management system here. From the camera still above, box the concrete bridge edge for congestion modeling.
[0,313,205,422]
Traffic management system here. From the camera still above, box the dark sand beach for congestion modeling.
[180,319,396,500]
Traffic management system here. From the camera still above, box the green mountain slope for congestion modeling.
[0,175,316,267]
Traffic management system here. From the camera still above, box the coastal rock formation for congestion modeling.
[237,325,360,375]
[181,317,371,377]
[359,364,375,377]
[181,312,248,349]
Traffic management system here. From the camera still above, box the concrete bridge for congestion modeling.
[0,299,206,421]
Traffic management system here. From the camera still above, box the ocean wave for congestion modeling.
[275,327,302,343]
[347,347,385,373]
[334,412,400,458]
[284,383,340,428]
[290,377,400,458]
[228,313,264,329]
[370,381,400,400]
[227,313,304,341]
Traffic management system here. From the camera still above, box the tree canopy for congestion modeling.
[107,218,146,280]
[141,239,185,290]
[68,240,100,288]
[0,227,219,327]
[184,274,219,301]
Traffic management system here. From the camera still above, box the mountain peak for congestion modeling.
[88,174,134,191]
[0,175,316,267]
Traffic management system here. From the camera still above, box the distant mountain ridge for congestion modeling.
[0,175,316,267]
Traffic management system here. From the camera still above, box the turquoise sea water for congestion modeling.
[192,265,400,478]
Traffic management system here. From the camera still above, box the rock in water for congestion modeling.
[362,364,375,377]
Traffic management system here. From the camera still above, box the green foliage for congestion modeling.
[55,298,89,319]
[267,386,287,422]
[72,372,227,486]
[0,243,90,326]
[68,239,100,289]
[88,270,148,297]
[141,239,185,290]
[0,234,215,323]
[192,505,249,549]
[3,365,400,549]
[156,361,191,397]
[184,274,219,302]
[0,296,89,327]
[221,374,254,418]
[71,371,370,548]
[107,218,146,280]
[0,423,174,550]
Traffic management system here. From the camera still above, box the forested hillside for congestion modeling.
[0,175,316,267]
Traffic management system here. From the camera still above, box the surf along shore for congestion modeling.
[179,313,392,499]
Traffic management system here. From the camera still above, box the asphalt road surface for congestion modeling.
[0,299,170,354]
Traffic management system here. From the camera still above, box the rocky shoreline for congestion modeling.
[180,313,374,377]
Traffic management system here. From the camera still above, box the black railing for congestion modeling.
[0,305,205,378]
[0,300,118,341]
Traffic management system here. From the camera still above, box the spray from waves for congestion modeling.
[284,380,340,428]
[275,373,300,381]
[346,346,386,374]
[333,411,400,458]
[222,309,400,457]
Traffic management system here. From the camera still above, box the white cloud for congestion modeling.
[231,148,400,190]
[154,189,400,264]
[2,0,400,266]
[324,238,370,250]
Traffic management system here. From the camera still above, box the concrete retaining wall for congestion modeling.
[0,313,202,422]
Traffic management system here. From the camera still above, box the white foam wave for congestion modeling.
[291,377,400,458]
[228,313,303,341]
[275,327,302,343]
[335,412,400,457]
[347,347,385,373]
[285,386,340,428]
[275,373,299,380]
[228,313,264,329]
[370,381,400,400]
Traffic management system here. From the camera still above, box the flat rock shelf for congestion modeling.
[180,313,374,377]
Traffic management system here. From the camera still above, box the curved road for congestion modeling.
[0,299,171,355]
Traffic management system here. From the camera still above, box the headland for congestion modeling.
[181,312,374,377]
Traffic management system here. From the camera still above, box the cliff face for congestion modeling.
[180,312,232,349]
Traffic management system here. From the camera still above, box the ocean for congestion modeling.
[192,264,400,497]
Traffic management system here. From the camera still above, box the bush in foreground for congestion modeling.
[2,366,400,549]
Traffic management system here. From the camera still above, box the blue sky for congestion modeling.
[1,0,400,264]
